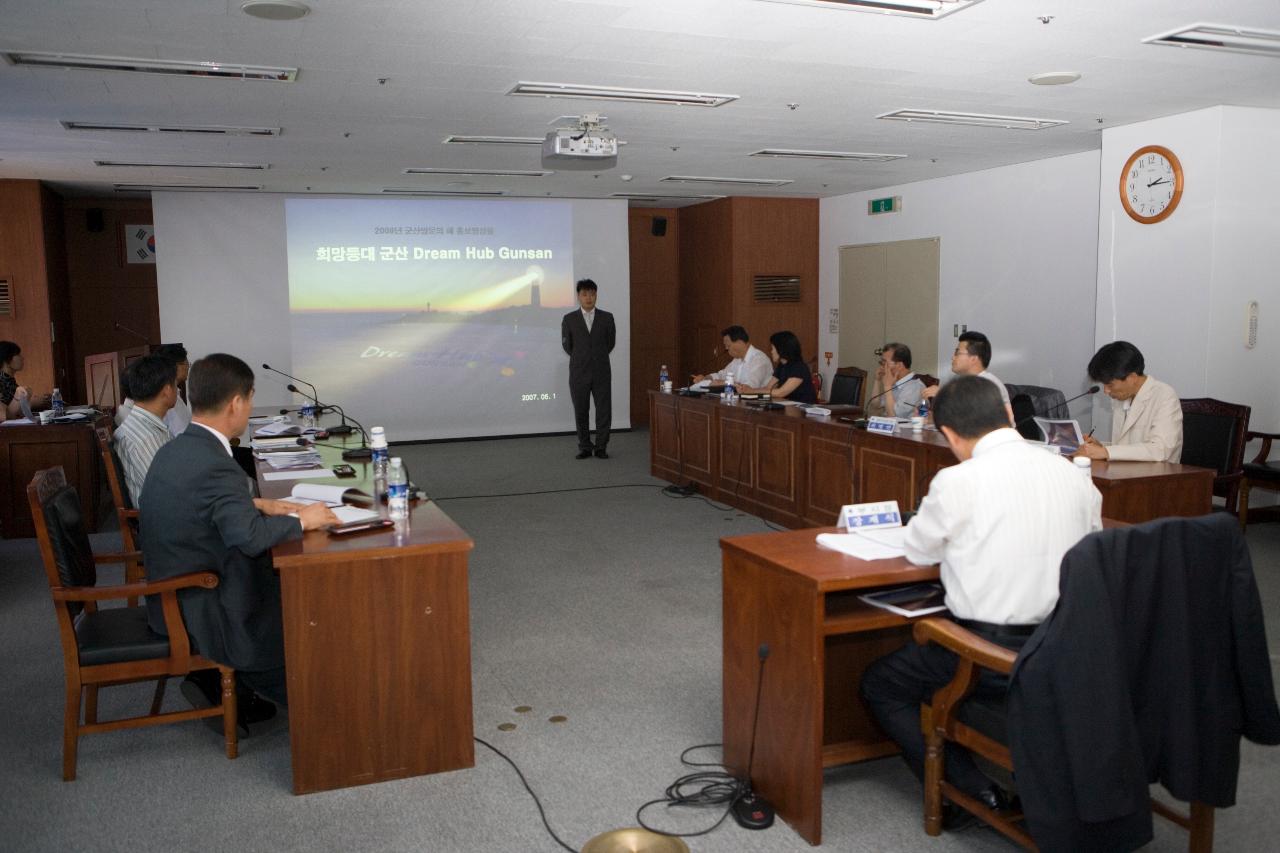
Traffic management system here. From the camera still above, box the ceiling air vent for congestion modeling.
[754,275,802,303]
[755,0,986,20]
[63,121,281,136]
[1143,23,1280,59]
[4,51,297,81]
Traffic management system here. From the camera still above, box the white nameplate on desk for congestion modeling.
[866,416,898,434]
[838,500,903,531]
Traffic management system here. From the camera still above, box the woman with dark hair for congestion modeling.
[1,341,49,419]
[739,330,817,404]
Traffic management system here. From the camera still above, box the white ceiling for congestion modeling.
[1,0,1278,206]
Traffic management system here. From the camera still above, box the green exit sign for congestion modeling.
[868,196,902,215]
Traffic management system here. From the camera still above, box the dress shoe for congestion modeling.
[576,450,592,459]
[942,785,1012,832]
[594,448,609,459]
[180,672,275,737]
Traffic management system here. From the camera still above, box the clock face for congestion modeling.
[1120,145,1183,224]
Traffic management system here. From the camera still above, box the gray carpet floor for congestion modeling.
[2,428,1278,852]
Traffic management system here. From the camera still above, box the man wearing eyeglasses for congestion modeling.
[871,342,926,418]
[922,331,1013,424]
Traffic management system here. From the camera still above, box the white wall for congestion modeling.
[1094,105,1280,437]
[820,151,1102,424]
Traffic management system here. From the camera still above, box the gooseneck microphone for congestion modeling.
[286,384,374,460]
[732,643,775,831]
[1014,385,1100,432]
[261,363,319,403]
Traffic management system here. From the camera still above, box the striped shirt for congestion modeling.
[115,404,172,505]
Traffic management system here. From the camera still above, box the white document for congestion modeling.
[816,527,908,561]
[1,418,36,426]
[254,420,300,436]
[261,469,336,481]
[290,483,372,504]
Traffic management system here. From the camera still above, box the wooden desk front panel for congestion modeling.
[648,393,682,482]
[280,547,474,794]
[802,423,855,527]
[1,419,104,539]
[717,409,756,496]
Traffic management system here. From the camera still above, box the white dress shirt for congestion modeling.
[165,392,192,438]
[191,420,233,457]
[581,307,595,333]
[978,370,1011,407]
[710,344,773,388]
[904,427,1103,624]
[1105,376,1183,463]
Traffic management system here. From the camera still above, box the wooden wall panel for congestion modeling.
[62,199,159,402]
[678,199,735,380]
[731,197,820,368]
[628,208,680,426]
[0,180,56,398]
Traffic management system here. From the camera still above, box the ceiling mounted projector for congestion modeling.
[542,113,619,170]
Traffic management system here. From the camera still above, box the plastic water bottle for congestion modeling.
[723,372,736,403]
[370,426,389,499]
[387,457,409,520]
[300,403,316,430]
[51,388,65,417]
[659,364,670,393]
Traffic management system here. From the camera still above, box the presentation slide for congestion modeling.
[154,192,630,442]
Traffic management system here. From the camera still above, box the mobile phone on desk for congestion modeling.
[327,518,394,536]
[332,464,357,478]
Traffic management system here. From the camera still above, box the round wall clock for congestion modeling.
[1120,145,1183,224]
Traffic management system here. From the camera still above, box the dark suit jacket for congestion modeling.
[139,423,302,672]
[1007,514,1280,853]
[561,308,615,385]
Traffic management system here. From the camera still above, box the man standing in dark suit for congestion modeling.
[140,353,337,710]
[561,278,616,459]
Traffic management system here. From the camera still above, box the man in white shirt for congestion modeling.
[1076,340,1183,463]
[113,354,178,506]
[861,375,1102,827]
[691,325,772,389]
[154,342,192,437]
[922,330,1013,424]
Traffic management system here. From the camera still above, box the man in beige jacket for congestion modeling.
[1076,341,1183,462]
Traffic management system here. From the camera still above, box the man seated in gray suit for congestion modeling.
[140,353,337,713]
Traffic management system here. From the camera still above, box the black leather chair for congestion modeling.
[829,371,864,406]
[1011,394,1041,440]
[1179,398,1250,517]
[1004,384,1070,420]
[28,466,238,780]
[1239,429,1280,530]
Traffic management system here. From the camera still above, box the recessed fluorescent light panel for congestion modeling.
[877,109,1068,130]
[63,120,281,136]
[755,0,986,20]
[96,160,269,170]
[4,51,297,81]
[402,168,552,177]
[509,81,737,107]
[610,193,726,201]
[1143,23,1280,58]
[381,188,508,196]
[750,148,907,162]
[442,135,544,146]
[114,183,263,191]
[660,175,793,187]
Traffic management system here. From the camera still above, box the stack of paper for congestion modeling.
[816,526,908,561]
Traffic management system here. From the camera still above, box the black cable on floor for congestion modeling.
[474,737,577,853]
[635,743,745,839]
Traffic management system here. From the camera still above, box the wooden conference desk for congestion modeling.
[253,430,475,794]
[1,414,108,539]
[722,527,938,845]
[650,390,1213,527]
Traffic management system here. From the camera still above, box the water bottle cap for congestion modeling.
[390,456,403,467]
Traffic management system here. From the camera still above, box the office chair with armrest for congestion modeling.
[828,371,865,406]
[1179,398,1250,518]
[28,466,237,781]
[916,515,1279,853]
[1010,394,1041,440]
[95,427,143,594]
[1239,429,1280,530]
[1004,384,1070,420]
[918,374,940,389]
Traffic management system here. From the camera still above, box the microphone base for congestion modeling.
[731,791,775,830]
[327,424,355,435]
[341,447,373,461]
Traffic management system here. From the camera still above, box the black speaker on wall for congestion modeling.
[86,208,105,233]
[651,216,668,237]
